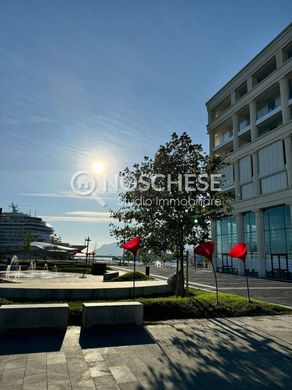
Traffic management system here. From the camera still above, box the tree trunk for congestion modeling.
[180,242,185,297]
[179,225,185,297]
[175,253,179,297]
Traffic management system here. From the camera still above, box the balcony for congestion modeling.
[283,41,292,62]
[256,96,281,125]
[238,118,251,135]
[211,95,231,122]
[214,130,233,151]
[253,57,276,86]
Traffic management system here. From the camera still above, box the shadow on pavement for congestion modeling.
[0,328,66,355]
[79,325,156,349]
[143,318,292,389]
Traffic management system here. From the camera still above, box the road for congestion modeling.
[114,264,292,308]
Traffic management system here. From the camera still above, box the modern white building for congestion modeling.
[207,24,292,279]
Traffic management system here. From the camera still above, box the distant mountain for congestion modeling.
[95,242,123,256]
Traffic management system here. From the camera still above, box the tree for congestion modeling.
[110,132,232,296]
[23,230,33,260]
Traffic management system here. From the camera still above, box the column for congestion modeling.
[284,135,292,187]
[233,113,239,150]
[231,91,236,105]
[235,213,245,275]
[252,152,260,196]
[276,50,283,68]
[249,99,257,141]
[247,76,253,92]
[279,77,290,124]
[209,130,214,157]
[255,209,266,278]
[234,160,241,201]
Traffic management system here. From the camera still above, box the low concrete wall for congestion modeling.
[103,272,119,281]
[0,303,69,331]
[82,302,143,327]
[0,284,174,301]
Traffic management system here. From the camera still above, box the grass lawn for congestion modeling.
[0,288,291,325]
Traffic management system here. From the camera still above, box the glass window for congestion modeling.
[270,229,286,253]
[284,205,291,228]
[268,206,285,230]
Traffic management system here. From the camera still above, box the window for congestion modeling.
[235,82,247,100]
[264,205,292,258]
[253,57,277,85]
[216,216,237,262]
[283,41,292,62]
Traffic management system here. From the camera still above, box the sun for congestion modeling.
[91,161,105,174]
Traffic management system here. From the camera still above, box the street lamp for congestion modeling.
[80,236,91,279]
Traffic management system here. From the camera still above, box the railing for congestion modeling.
[239,118,251,133]
[214,130,233,149]
[256,97,281,121]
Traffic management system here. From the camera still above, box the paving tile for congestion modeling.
[109,366,137,384]
[47,351,66,365]
[48,380,72,390]
[93,374,119,389]
[103,353,124,367]
[68,366,92,383]
[23,373,47,390]
[1,367,25,379]
[97,347,118,355]
[0,380,23,390]
[47,363,70,382]
[82,349,104,363]
[0,356,8,363]
[7,353,27,361]
[0,363,5,376]
[119,382,147,390]
[27,352,47,362]
[88,362,111,378]
[5,358,27,369]
[72,378,95,389]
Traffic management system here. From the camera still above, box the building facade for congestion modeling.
[206,24,292,279]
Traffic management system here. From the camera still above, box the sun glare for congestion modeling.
[91,161,105,174]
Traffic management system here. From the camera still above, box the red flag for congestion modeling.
[194,241,215,261]
[121,236,141,255]
[229,242,247,261]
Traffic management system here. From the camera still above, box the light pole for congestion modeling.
[81,236,91,279]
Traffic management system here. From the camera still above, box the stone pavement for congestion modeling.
[0,315,292,389]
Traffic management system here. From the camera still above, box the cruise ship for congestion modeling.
[0,204,54,255]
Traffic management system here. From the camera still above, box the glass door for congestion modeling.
[271,254,289,279]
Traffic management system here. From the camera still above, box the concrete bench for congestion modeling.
[0,303,69,331]
[103,271,119,281]
[82,302,143,327]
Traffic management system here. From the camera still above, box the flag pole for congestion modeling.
[210,260,219,305]
[133,253,136,299]
[244,262,251,303]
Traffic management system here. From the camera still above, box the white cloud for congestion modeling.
[64,211,110,217]
[41,215,111,223]
[21,191,80,199]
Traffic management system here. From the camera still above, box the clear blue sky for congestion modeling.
[1,0,291,249]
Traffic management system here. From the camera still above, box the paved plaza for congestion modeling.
[0,315,292,389]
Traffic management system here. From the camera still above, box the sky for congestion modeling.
[0,0,292,250]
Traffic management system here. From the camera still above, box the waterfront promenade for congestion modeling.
[0,315,292,389]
